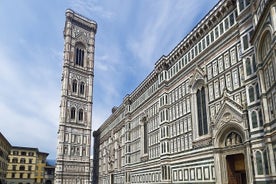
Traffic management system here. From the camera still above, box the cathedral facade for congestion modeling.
[55,9,97,184]
[93,0,276,183]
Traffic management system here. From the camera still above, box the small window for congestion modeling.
[80,82,85,95]
[256,151,264,175]
[75,47,84,67]
[251,111,258,128]
[78,109,83,121]
[19,165,25,171]
[260,32,271,61]
[246,58,252,76]
[242,34,249,51]
[72,80,77,93]
[239,0,250,12]
[249,86,255,102]
[229,13,235,26]
[20,158,25,163]
[70,107,76,120]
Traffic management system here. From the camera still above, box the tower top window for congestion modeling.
[75,43,85,67]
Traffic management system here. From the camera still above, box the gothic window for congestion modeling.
[75,47,84,67]
[70,107,76,120]
[260,32,271,61]
[197,87,208,136]
[251,111,258,128]
[248,83,260,103]
[72,80,77,93]
[78,109,83,121]
[256,151,264,175]
[80,82,85,95]
[248,86,255,102]
[242,34,249,51]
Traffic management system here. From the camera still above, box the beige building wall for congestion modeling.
[6,146,48,184]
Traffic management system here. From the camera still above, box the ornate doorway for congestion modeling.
[226,154,247,184]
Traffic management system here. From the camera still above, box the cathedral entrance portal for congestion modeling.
[226,154,247,184]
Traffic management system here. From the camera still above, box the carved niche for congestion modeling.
[225,132,242,147]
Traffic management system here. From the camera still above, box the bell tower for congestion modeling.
[55,9,97,184]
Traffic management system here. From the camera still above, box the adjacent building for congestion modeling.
[44,160,56,184]
[93,0,276,184]
[6,146,48,184]
[0,133,11,184]
[55,9,97,184]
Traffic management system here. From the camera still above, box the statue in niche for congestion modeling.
[225,132,242,146]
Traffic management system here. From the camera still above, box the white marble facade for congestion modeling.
[94,0,276,184]
[55,9,97,184]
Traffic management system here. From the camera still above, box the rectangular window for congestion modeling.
[229,13,235,26]
[242,34,249,51]
[219,23,224,35]
[202,38,206,50]
[198,42,202,53]
[206,35,210,46]
[224,17,229,30]
[210,31,214,42]
[215,27,219,39]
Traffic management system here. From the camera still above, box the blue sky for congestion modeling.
[0,0,218,159]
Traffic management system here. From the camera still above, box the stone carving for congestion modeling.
[72,26,90,43]
[225,132,242,147]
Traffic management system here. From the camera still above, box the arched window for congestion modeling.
[72,80,77,93]
[78,109,83,121]
[20,158,25,163]
[251,111,258,128]
[256,151,264,175]
[260,32,271,61]
[70,107,76,120]
[258,109,263,126]
[248,86,255,102]
[80,82,85,95]
[75,47,84,67]
[12,158,18,163]
[197,87,208,136]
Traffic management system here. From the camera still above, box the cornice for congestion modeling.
[155,0,235,70]
[66,9,97,33]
